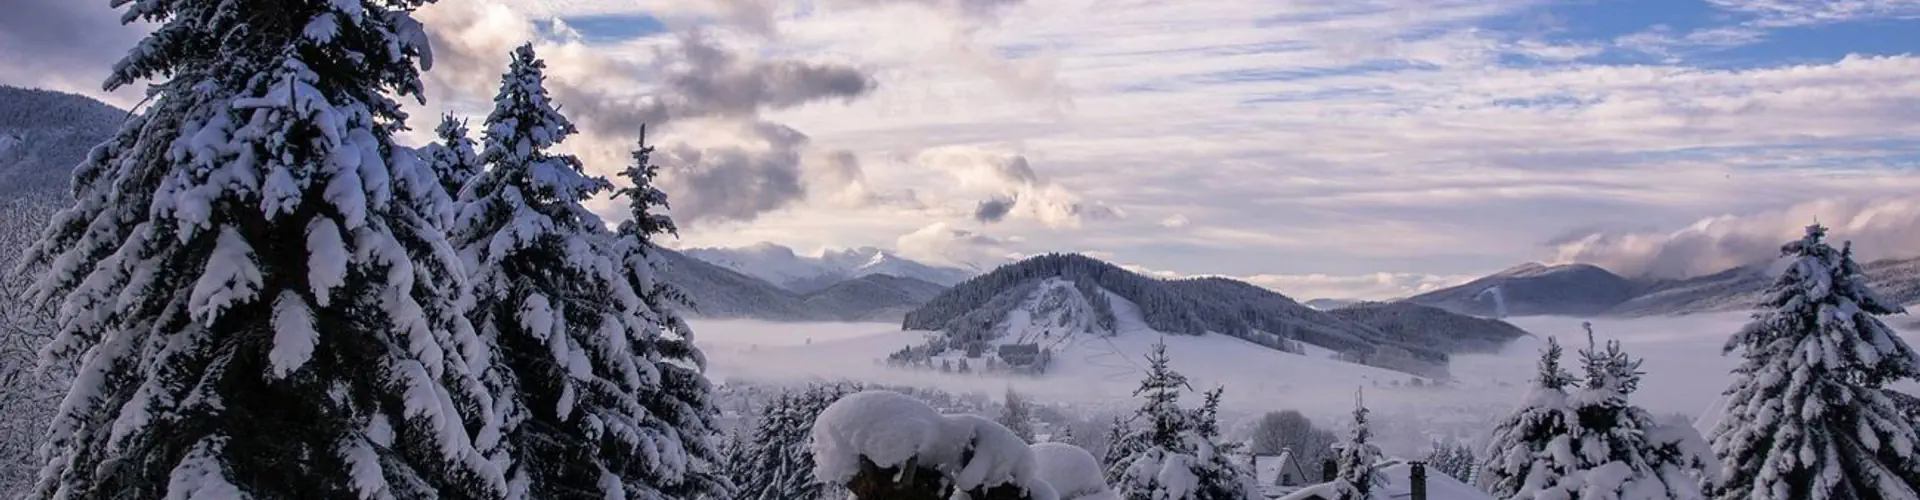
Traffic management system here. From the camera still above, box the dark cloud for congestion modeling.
[655,122,813,225]
[973,196,1015,223]
[557,31,876,134]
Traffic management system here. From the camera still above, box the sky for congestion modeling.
[4,0,1920,301]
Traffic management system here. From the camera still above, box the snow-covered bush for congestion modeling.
[811,389,1091,500]
[1033,443,1120,500]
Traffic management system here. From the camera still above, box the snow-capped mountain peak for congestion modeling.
[683,242,976,292]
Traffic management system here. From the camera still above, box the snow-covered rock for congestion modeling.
[810,390,1058,498]
[1031,442,1118,500]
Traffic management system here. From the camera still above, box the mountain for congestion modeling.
[899,253,1518,378]
[801,274,949,322]
[1405,254,1920,318]
[682,242,974,292]
[1324,302,1533,354]
[654,248,951,322]
[1609,256,1920,317]
[1402,262,1638,317]
[0,86,125,202]
[1305,298,1362,310]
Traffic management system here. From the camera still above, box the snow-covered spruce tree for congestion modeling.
[725,383,861,500]
[611,124,730,498]
[1477,337,1577,499]
[1709,224,1920,500]
[1548,324,1709,500]
[1327,389,1384,500]
[1106,341,1254,500]
[1001,387,1037,443]
[12,0,507,498]
[454,44,700,499]
[422,114,482,204]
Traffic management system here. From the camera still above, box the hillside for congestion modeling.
[900,253,1502,378]
[1403,263,1638,317]
[1610,256,1920,317]
[684,242,974,292]
[1325,302,1533,354]
[801,274,949,322]
[656,248,952,322]
[0,85,125,202]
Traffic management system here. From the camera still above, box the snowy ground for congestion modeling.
[691,308,1920,454]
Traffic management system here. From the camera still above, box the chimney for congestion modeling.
[1409,461,1428,500]
[1321,458,1337,483]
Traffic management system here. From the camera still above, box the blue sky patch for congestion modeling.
[555,13,670,44]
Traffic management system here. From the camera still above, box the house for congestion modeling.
[1277,460,1493,500]
[1253,450,1318,498]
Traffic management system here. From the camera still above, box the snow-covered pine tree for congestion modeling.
[726,383,861,500]
[611,124,729,499]
[422,114,482,204]
[453,44,691,499]
[1329,388,1384,500]
[1105,341,1254,500]
[1709,224,1920,500]
[1476,337,1577,499]
[1001,387,1037,443]
[1552,324,1708,500]
[12,0,508,498]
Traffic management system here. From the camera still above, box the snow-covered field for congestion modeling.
[691,308,1920,453]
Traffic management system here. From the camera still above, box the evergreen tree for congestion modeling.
[1426,441,1476,484]
[725,383,861,500]
[1477,337,1577,499]
[1105,341,1253,500]
[1709,225,1920,500]
[1000,387,1037,443]
[1329,389,1384,500]
[13,0,506,497]
[454,44,692,499]
[422,114,482,203]
[613,127,729,497]
[1547,324,1709,499]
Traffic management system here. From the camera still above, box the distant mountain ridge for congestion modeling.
[655,247,951,323]
[683,242,975,292]
[903,253,1536,378]
[1402,256,1920,318]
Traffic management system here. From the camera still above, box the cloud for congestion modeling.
[1705,0,1920,28]
[895,222,1011,267]
[973,196,1016,223]
[413,0,887,226]
[1549,197,1920,279]
[913,147,1123,228]
[1159,214,1190,229]
[801,150,879,208]
[1116,262,1470,301]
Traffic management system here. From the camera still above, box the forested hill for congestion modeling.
[903,253,1489,377]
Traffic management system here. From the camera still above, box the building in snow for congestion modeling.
[1277,460,1493,500]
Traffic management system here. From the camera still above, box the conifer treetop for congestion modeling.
[615,124,678,242]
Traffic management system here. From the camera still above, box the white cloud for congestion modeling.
[1549,197,1920,278]
[895,222,1015,268]
[1158,214,1190,228]
[911,146,1124,228]
[1116,262,1471,301]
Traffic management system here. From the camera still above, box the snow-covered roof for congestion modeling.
[1376,461,1491,500]
[1277,460,1493,500]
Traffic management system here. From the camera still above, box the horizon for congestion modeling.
[6,0,1920,301]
